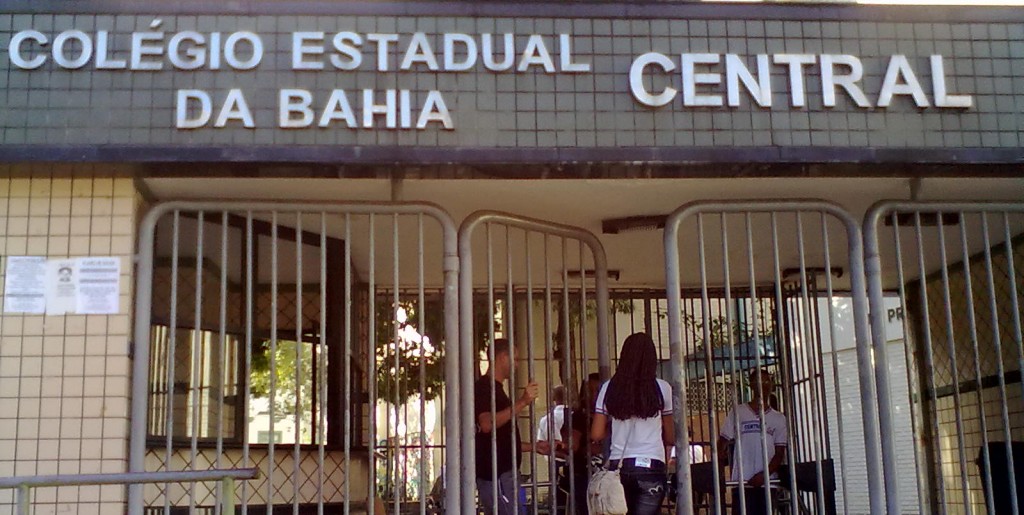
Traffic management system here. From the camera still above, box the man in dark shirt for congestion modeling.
[475,338,539,515]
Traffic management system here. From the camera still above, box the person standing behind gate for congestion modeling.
[535,385,568,459]
[590,333,675,515]
[561,373,603,515]
[718,368,788,515]
[475,338,540,515]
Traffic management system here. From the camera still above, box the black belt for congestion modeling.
[608,458,666,471]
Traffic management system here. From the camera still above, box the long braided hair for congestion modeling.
[603,332,664,420]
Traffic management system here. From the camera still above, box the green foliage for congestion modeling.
[249,339,315,432]
[375,298,446,406]
[680,311,774,355]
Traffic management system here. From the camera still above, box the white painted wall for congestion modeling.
[819,296,921,515]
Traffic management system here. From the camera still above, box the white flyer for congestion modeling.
[3,256,47,314]
[45,258,79,315]
[75,257,121,315]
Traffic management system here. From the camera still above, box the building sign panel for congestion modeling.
[0,9,1021,150]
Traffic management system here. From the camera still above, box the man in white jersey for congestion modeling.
[718,368,788,515]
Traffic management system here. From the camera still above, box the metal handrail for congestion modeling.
[0,468,259,515]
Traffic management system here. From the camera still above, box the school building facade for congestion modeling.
[0,1,1022,514]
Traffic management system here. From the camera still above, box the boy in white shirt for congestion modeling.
[718,368,788,515]
[535,385,568,458]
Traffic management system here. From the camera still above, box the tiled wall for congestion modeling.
[0,12,1021,149]
[921,236,1024,514]
[0,171,137,514]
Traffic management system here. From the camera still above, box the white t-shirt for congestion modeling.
[670,444,707,464]
[719,404,788,482]
[594,379,673,463]
[536,405,567,442]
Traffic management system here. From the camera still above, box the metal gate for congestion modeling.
[663,201,893,515]
[864,201,1024,515]
[129,201,461,515]
[458,211,612,515]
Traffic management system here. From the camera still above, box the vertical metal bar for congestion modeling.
[810,273,834,473]
[719,213,747,515]
[16,485,29,515]
[207,212,226,515]
[215,212,229,515]
[129,205,164,515]
[656,294,666,364]
[958,213,996,515]
[981,213,1021,515]
[644,294,653,336]
[935,214,974,515]
[836,205,886,515]
[344,214,352,515]
[912,212,948,514]
[318,213,327,515]
[890,212,928,515]
[243,212,254,515]
[629,297,636,334]
[487,224,500,515]
[864,207,905,515]
[611,304,619,369]
[820,213,850,515]
[459,217,478,515]
[1000,212,1024,515]
[506,226,520,515]
[770,214,799,515]
[744,214,773,515]
[577,240,590,497]
[795,213,827,515]
[663,221,696,515]
[694,214,719,515]
[439,215,461,515]
[392,213,400,515]
[593,244,611,384]
[561,237,575,515]
[164,211,181,515]
[268,213,279,515]
[294,213,304,515]
[418,214,427,515]
[189,211,206,514]
[544,235,557,515]
[368,214,376,515]
[221,477,236,515]
[526,230,538,515]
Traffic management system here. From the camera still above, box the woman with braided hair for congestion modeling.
[590,333,675,515]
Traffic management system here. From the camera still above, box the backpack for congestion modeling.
[586,418,635,515]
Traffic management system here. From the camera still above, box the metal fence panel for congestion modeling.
[130,201,460,515]
[865,201,1024,515]
[664,200,891,515]
[458,211,611,515]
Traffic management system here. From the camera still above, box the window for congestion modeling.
[147,325,243,442]
[148,326,329,446]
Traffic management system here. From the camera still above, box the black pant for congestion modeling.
[616,461,667,515]
[732,486,776,515]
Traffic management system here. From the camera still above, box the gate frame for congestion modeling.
[663,200,892,515]
[129,201,462,515]
[458,210,613,514]
[864,200,1024,515]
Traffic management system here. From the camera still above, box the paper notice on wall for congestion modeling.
[75,257,121,315]
[45,258,78,315]
[3,256,47,314]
